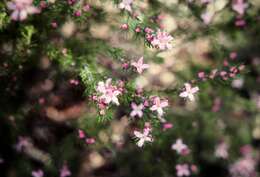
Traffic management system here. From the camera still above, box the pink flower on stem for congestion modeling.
[120,23,129,30]
[119,0,133,12]
[150,97,168,117]
[32,169,44,177]
[179,83,199,101]
[232,0,248,16]
[7,0,40,21]
[130,102,144,118]
[176,164,190,177]
[131,57,149,74]
[60,164,71,177]
[96,78,122,105]
[133,128,153,147]
[151,29,173,50]
[171,138,188,155]
[163,122,173,130]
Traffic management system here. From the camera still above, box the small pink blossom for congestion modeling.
[85,138,95,144]
[176,164,190,177]
[120,23,129,30]
[119,0,133,12]
[232,0,248,16]
[150,97,168,117]
[133,128,153,147]
[229,157,256,177]
[151,29,173,50]
[163,122,173,130]
[83,4,90,12]
[130,102,144,118]
[131,57,149,74]
[60,164,71,177]
[96,78,122,105]
[179,83,199,101]
[172,138,188,155]
[15,136,30,152]
[78,129,85,139]
[201,11,214,25]
[7,0,40,21]
[215,141,229,159]
[32,169,44,177]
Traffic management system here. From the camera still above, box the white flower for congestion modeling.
[179,83,199,101]
[134,128,153,147]
[150,97,168,117]
[130,102,144,118]
[215,141,229,159]
[171,139,188,154]
[119,0,133,12]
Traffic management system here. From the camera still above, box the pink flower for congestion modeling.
[133,128,153,147]
[78,129,85,139]
[229,157,256,177]
[150,97,168,117]
[120,23,129,30]
[96,78,122,105]
[179,83,199,101]
[215,141,229,159]
[151,29,173,50]
[32,169,44,177]
[131,57,149,74]
[7,0,40,21]
[85,138,95,144]
[163,122,173,130]
[201,11,214,25]
[171,138,188,154]
[232,0,248,16]
[130,102,144,118]
[176,164,190,177]
[15,136,30,152]
[60,164,71,177]
[119,0,133,12]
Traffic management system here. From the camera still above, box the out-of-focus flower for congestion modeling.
[7,0,40,21]
[172,139,188,155]
[201,11,214,24]
[133,128,153,147]
[130,102,144,118]
[163,122,173,130]
[131,57,149,74]
[60,164,71,177]
[32,169,44,177]
[179,83,199,101]
[96,78,122,105]
[151,29,173,50]
[119,0,133,12]
[176,164,190,177]
[150,97,168,117]
[232,0,248,16]
[229,157,256,177]
[232,78,244,89]
[86,138,95,144]
[78,129,85,139]
[215,141,229,159]
[15,136,30,152]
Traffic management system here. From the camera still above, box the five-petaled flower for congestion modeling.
[176,164,190,177]
[179,83,199,101]
[232,0,248,16]
[151,29,173,50]
[119,0,133,12]
[133,128,153,147]
[130,102,144,118]
[171,138,188,154]
[150,97,168,117]
[7,0,40,21]
[131,57,149,74]
[96,78,122,105]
